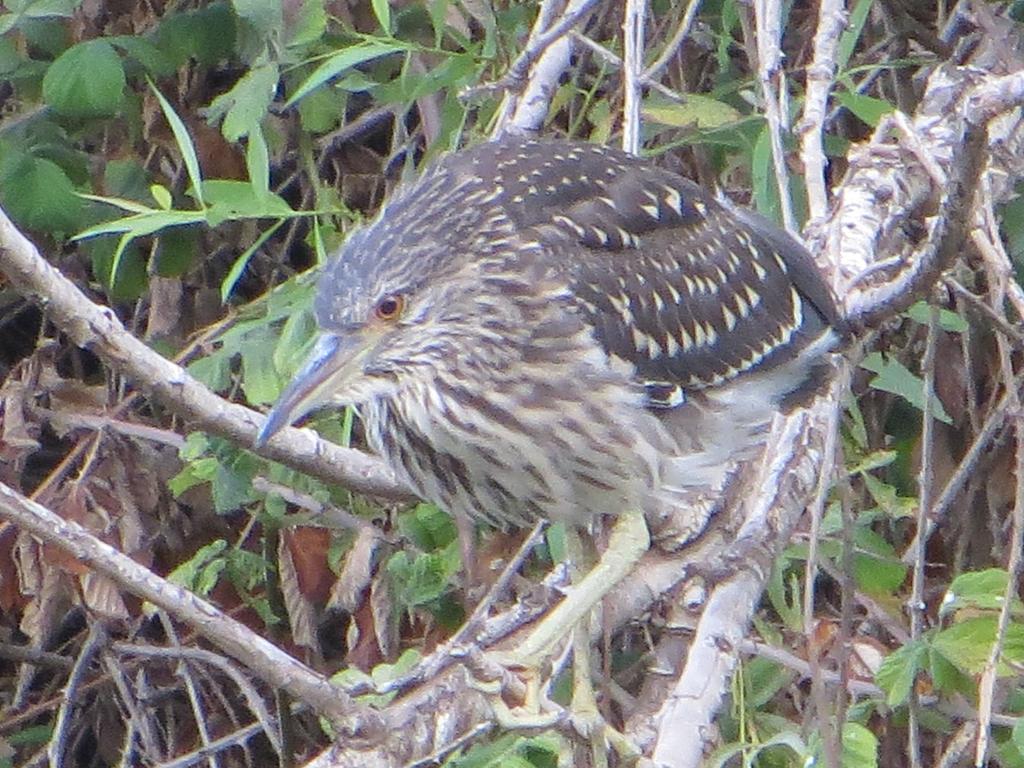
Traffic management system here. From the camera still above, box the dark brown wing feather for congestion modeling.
[455,138,840,400]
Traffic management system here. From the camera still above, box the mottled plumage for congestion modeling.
[260,138,840,540]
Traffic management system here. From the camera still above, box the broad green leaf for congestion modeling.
[927,646,974,698]
[860,352,953,424]
[642,93,743,130]
[841,723,878,768]
[1013,718,1024,758]
[836,92,893,127]
[398,503,457,551]
[154,2,236,68]
[241,327,283,405]
[166,539,228,591]
[213,457,256,513]
[107,35,175,77]
[286,0,328,48]
[905,301,969,333]
[386,544,461,607]
[941,569,1018,617]
[104,234,149,299]
[852,527,907,595]
[102,159,149,203]
[231,0,282,37]
[875,640,926,707]
[931,617,1021,674]
[285,41,406,108]
[202,180,293,227]
[205,61,279,142]
[149,80,206,206]
[0,154,82,234]
[152,225,198,276]
[43,40,125,118]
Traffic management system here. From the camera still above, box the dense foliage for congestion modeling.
[2,1,1024,766]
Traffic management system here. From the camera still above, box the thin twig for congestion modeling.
[621,0,646,155]
[48,622,108,768]
[752,0,796,232]
[798,0,846,221]
[641,0,703,83]
[974,201,1024,766]
[908,303,940,768]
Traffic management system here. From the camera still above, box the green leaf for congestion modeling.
[212,456,257,514]
[0,153,82,234]
[875,640,927,707]
[836,92,893,127]
[751,124,780,224]
[905,301,969,333]
[859,352,953,424]
[232,0,283,37]
[74,208,207,240]
[848,449,898,475]
[1013,718,1024,758]
[927,646,974,698]
[836,0,874,72]
[841,722,878,768]
[154,2,236,68]
[246,122,270,197]
[166,539,228,592]
[0,0,78,33]
[371,0,391,34]
[941,569,1018,617]
[642,93,743,130]
[202,179,293,227]
[398,503,457,551]
[852,527,907,595]
[932,617,999,674]
[241,327,283,405]
[107,35,175,77]
[43,39,125,118]
[149,80,206,206]
[150,184,173,210]
[286,0,328,48]
[205,61,279,142]
[168,456,219,496]
[285,41,406,108]
[386,544,461,607]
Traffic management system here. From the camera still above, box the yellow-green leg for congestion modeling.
[507,508,649,665]
[487,509,649,760]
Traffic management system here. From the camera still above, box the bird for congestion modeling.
[257,136,841,552]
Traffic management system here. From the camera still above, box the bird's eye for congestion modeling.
[374,294,404,321]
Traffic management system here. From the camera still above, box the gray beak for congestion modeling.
[255,332,367,447]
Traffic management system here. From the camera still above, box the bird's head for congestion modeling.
[256,161,529,447]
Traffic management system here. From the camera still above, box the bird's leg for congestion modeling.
[506,508,649,665]
[483,508,648,757]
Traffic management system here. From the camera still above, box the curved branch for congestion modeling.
[0,206,411,501]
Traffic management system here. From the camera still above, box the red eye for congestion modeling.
[374,294,404,321]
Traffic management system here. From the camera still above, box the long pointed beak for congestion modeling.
[255,332,367,447]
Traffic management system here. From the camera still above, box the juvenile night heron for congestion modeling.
[258,136,840,671]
